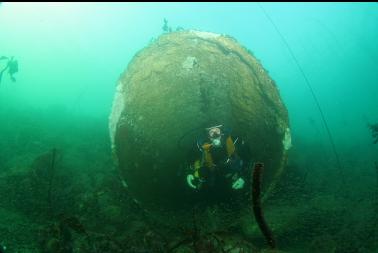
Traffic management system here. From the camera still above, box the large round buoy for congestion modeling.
[109,30,291,210]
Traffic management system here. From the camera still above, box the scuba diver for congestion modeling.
[0,56,18,85]
[186,125,250,191]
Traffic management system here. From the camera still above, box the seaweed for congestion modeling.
[47,149,57,217]
[368,123,378,144]
[375,162,378,202]
[252,162,276,249]
[162,18,172,33]
[26,148,83,220]
[59,214,87,235]
[39,214,99,253]
[31,148,58,218]
[162,18,184,33]
[166,207,258,253]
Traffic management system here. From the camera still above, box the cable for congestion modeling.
[258,3,345,185]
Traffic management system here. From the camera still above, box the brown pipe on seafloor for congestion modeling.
[252,162,276,249]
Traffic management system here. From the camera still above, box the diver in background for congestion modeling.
[186,125,250,191]
[0,56,18,85]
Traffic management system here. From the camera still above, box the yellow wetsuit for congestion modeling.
[193,135,236,179]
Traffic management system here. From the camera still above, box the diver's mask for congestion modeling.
[208,126,222,147]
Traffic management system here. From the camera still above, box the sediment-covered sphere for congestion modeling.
[109,30,291,209]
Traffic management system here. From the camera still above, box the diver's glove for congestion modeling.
[232,177,245,190]
[187,174,197,189]
[187,174,202,189]
[187,174,205,189]
[0,244,6,253]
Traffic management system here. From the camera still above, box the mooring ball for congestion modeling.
[109,30,290,208]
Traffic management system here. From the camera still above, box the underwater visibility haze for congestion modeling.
[0,2,377,253]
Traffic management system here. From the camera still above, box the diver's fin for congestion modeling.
[0,56,9,60]
[0,71,3,85]
[0,67,9,85]
[10,75,16,82]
